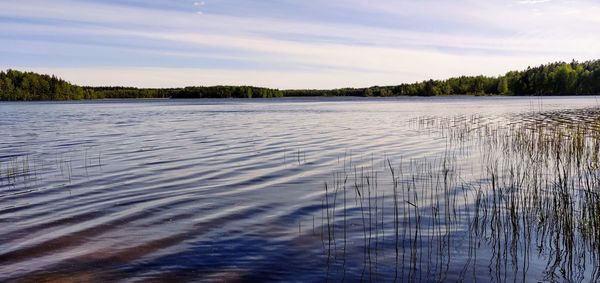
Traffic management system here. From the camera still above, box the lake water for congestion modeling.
[2,96,600,282]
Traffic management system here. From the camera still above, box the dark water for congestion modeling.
[2,97,600,282]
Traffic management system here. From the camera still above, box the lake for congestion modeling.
[2,96,600,282]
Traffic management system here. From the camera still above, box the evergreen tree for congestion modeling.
[497,77,509,94]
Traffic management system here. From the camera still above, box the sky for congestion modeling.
[1,0,599,89]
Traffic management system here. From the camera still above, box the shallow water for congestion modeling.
[1,96,600,282]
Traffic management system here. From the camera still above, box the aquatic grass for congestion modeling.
[319,108,600,281]
[0,149,103,193]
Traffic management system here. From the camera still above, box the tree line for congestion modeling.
[0,70,93,100]
[2,60,600,101]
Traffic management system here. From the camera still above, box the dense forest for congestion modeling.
[0,70,283,100]
[2,60,600,100]
[90,86,284,99]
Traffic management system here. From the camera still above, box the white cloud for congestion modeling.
[1,0,599,88]
[516,0,553,4]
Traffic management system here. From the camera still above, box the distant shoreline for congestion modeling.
[4,95,600,104]
[2,60,599,101]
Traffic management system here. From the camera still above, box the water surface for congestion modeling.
[2,96,600,282]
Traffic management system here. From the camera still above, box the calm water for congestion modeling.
[2,97,600,282]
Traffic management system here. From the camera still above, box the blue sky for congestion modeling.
[1,0,599,88]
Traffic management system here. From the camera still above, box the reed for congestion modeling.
[320,108,600,281]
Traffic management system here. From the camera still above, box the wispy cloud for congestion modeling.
[0,0,598,88]
[516,0,553,4]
